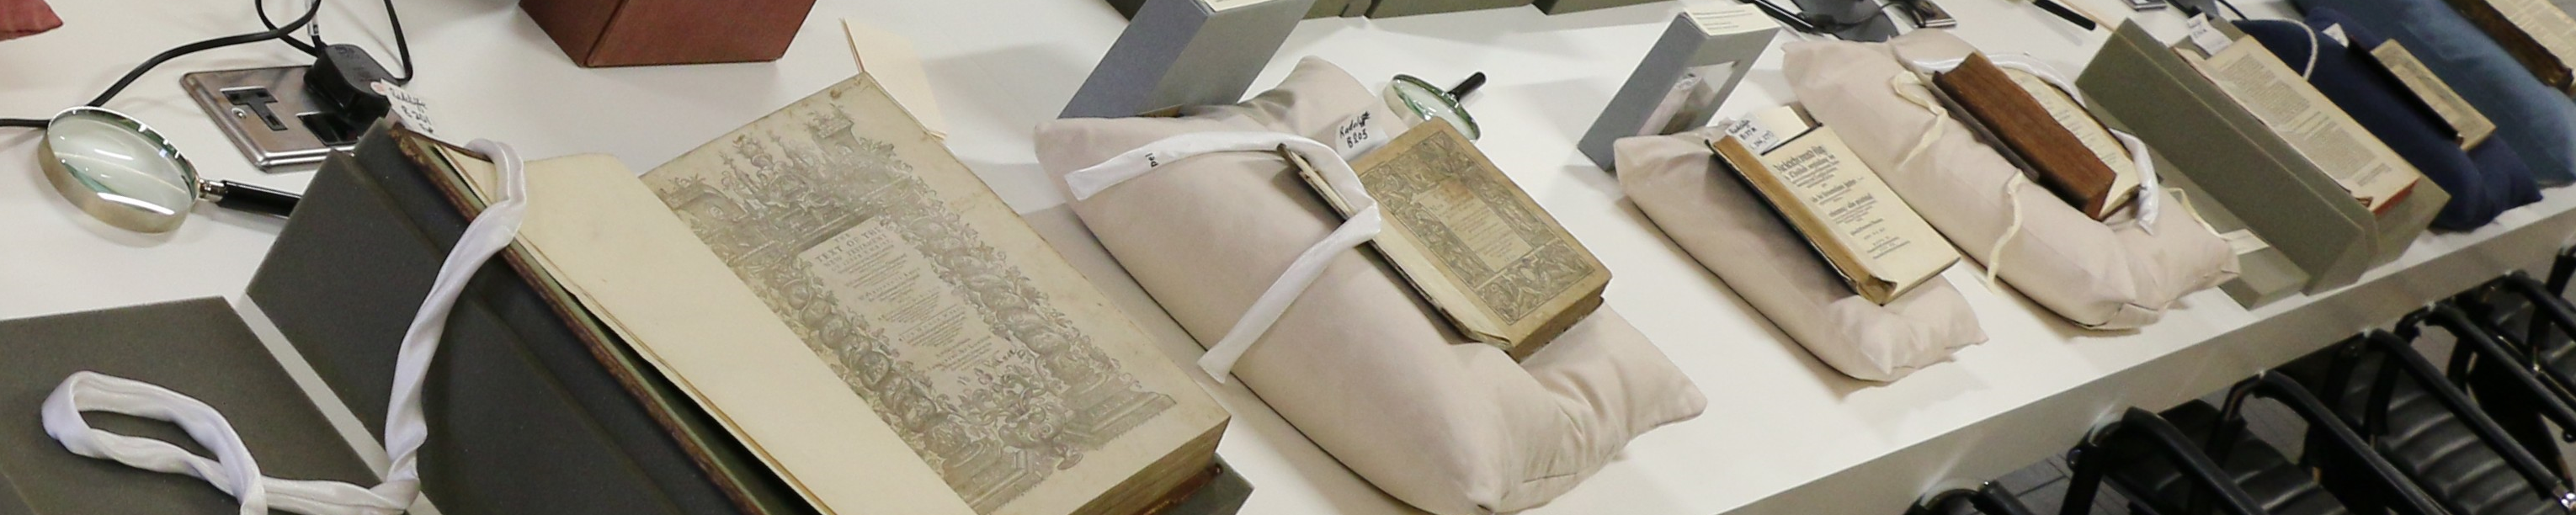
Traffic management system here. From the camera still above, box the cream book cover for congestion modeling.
[2183,38,2425,213]
[1711,127,1958,305]
[443,74,1228,515]
[1296,119,1610,359]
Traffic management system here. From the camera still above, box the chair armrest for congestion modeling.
[2363,331,2574,505]
[2212,373,2446,515]
[2062,408,2270,515]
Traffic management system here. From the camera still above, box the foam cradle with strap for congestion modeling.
[1616,127,1988,382]
[1035,57,1706,514]
[1785,30,2240,331]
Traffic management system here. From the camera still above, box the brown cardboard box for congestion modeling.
[521,0,817,67]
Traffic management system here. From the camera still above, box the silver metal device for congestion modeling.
[182,66,362,169]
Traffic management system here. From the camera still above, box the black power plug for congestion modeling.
[301,44,393,145]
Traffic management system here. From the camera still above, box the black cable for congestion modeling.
[0,0,324,129]
[2213,0,2250,20]
[382,0,412,82]
[1739,0,1894,36]
[257,0,323,56]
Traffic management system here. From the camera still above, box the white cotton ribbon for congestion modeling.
[41,139,532,515]
[1063,132,1382,383]
[1898,53,2165,236]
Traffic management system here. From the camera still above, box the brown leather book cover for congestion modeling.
[520,0,817,67]
[1935,53,2124,220]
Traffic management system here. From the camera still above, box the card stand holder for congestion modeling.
[2134,143,2313,308]
[2079,21,2447,295]
[1578,5,1779,172]
[1615,128,1986,382]
[1364,0,1530,18]
[1063,0,1316,119]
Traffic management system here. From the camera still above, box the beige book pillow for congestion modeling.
[1615,128,1987,381]
[1782,32,2239,330]
[1035,57,1706,515]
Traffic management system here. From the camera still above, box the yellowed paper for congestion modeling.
[2185,40,2424,211]
[845,19,950,140]
[2493,0,2576,77]
[2371,41,2499,149]
[1756,127,1958,293]
[2003,67,2141,212]
[451,152,978,515]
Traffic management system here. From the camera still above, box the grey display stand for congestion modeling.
[1063,0,1316,119]
[1578,3,1779,172]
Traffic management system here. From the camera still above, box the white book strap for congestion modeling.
[1064,132,1381,383]
[41,140,531,515]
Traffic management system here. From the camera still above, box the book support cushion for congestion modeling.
[2233,16,2542,230]
[1785,31,2240,330]
[1615,127,1987,382]
[1033,58,1706,515]
[2295,0,2576,185]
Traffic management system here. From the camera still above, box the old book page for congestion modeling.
[1712,128,1958,304]
[2003,67,2141,212]
[447,153,975,515]
[640,76,1227,515]
[1318,119,1610,356]
[2185,41,2423,212]
[2488,0,2576,81]
[2369,41,2500,149]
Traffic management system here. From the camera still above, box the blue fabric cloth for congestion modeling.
[2292,0,2576,186]
[2233,16,2541,229]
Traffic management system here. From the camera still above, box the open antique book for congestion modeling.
[1293,119,1611,358]
[1709,119,1959,305]
[2180,34,2424,214]
[403,73,1229,515]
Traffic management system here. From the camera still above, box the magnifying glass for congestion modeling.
[1385,72,1487,141]
[37,107,297,233]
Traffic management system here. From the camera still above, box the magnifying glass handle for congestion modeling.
[207,180,300,217]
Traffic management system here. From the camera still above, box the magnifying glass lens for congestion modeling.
[40,109,200,232]
[1385,76,1481,141]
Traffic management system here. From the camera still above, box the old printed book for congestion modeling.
[2367,40,2499,149]
[1711,127,1959,305]
[2183,37,2424,214]
[1934,52,2141,220]
[434,73,1229,515]
[2441,0,2576,92]
[1296,119,1610,359]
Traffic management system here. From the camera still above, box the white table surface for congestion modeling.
[11,0,2575,514]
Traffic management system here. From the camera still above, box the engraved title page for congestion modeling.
[641,76,1227,515]
[1334,119,1610,358]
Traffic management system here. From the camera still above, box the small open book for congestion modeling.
[1291,119,1610,359]
[1710,114,1959,305]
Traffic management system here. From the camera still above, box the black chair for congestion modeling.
[2062,407,2276,515]
[1913,483,2037,515]
[2280,331,2576,515]
[2402,300,2576,483]
[2062,373,2440,515]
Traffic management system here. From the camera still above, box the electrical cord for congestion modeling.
[263,0,415,82]
[2213,0,2250,19]
[257,0,325,56]
[1739,0,1896,38]
[0,0,327,129]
